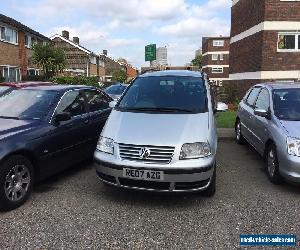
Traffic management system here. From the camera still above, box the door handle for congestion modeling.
[84,119,89,124]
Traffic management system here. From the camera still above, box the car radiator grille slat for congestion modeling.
[119,143,175,164]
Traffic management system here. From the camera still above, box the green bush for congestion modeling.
[50,76,101,87]
[22,75,48,82]
[0,75,5,82]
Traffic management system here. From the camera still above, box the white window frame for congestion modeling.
[213,40,224,47]
[212,67,224,74]
[277,32,300,52]
[25,34,32,49]
[0,25,18,45]
[212,54,218,61]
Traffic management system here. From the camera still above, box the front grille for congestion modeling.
[119,178,170,190]
[118,143,175,164]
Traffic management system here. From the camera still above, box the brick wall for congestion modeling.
[202,54,229,66]
[126,66,137,78]
[89,63,98,76]
[261,31,300,71]
[53,37,89,73]
[204,67,229,79]
[0,41,19,66]
[229,32,264,74]
[265,0,300,22]
[231,0,265,37]
[202,37,230,54]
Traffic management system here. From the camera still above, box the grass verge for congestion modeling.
[216,111,237,128]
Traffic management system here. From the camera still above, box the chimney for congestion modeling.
[103,50,108,56]
[73,37,79,44]
[62,30,69,40]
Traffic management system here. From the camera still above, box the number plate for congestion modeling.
[123,168,164,181]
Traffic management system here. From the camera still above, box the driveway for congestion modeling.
[0,141,299,249]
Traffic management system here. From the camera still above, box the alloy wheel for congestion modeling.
[4,165,31,202]
[236,122,241,140]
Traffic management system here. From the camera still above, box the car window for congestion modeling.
[0,89,58,120]
[273,88,300,121]
[255,88,270,110]
[117,76,207,113]
[84,89,110,112]
[246,87,261,107]
[56,90,86,117]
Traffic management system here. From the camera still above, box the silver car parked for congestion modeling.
[235,83,300,184]
[94,70,227,196]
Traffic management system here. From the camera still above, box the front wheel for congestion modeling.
[235,120,245,144]
[0,155,34,211]
[266,144,283,184]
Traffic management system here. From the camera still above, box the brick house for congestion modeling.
[0,14,50,82]
[202,36,230,86]
[99,50,127,82]
[51,31,104,77]
[229,0,300,97]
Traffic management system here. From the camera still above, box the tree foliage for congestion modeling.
[112,69,127,83]
[32,43,66,79]
[191,54,203,68]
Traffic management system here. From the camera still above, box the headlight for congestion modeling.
[287,137,300,157]
[97,136,114,154]
[180,142,211,159]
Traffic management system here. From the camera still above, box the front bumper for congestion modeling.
[94,151,215,192]
[279,153,300,183]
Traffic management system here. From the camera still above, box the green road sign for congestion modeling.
[145,44,156,61]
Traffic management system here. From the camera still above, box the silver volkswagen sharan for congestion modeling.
[94,70,227,196]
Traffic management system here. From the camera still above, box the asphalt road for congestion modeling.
[0,141,300,250]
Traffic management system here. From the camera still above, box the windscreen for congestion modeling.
[0,89,58,120]
[273,88,300,121]
[117,76,207,113]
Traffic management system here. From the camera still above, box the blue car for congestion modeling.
[0,85,112,211]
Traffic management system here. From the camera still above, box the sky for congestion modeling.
[1,0,231,68]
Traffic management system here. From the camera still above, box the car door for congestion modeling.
[251,88,271,154]
[239,87,261,145]
[82,89,112,150]
[39,90,90,177]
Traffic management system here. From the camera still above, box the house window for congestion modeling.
[0,26,18,44]
[25,34,32,48]
[212,54,224,61]
[212,54,218,60]
[213,40,224,47]
[278,33,300,51]
[212,67,223,73]
[0,26,5,40]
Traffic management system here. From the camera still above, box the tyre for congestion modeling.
[266,144,283,184]
[0,155,34,211]
[235,119,245,144]
[202,166,216,197]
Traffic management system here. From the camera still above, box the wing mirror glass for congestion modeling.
[254,109,271,119]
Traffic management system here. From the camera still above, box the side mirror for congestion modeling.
[216,102,228,112]
[254,109,271,119]
[54,112,71,123]
[109,101,117,108]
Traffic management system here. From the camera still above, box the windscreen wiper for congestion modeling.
[125,107,193,113]
[0,116,20,120]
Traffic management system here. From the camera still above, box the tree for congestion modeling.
[32,43,66,79]
[191,54,203,68]
[112,69,127,83]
